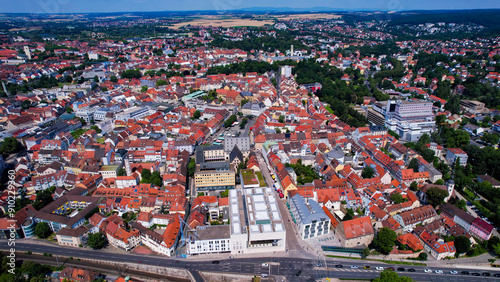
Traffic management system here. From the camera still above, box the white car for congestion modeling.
[450,271,458,275]
[435,270,443,274]
[376,267,384,270]
[262,263,269,267]
[351,265,358,269]
[424,269,432,273]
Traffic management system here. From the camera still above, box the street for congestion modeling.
[1,240,499,282]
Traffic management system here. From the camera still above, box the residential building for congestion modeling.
[440,203,476,232]
[418,230,456,260]
[288,193,331,240]
[470,218,494,240]
[56,226,91,247]
[393,205,438,232]
[445,148,468,167]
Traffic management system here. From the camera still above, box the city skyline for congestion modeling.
[3,0,500,14]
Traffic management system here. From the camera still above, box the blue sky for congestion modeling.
[3,0,500,13]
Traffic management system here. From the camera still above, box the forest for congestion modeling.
[210,32,310,54]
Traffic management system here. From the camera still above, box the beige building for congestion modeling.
[194,145,235,191]
[56,226,90,247]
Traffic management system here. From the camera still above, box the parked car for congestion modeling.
[493,273,500,277]
[316,263,322,267]
[435,270,443,274]
[376,267,384,270]
[397,268,405,271]
[387,267,395,271]
[212,260,220,264]
[363,266,371,270]
[295,270,302,276]
[262,263,268,267]
[335,265,343,268]
[424,269,432,273]
[351,265,358,269]
[461,271,469,275]
[471,273,480,276]
[450,271,458,275]
[482,272,490,276]
[408,269,415,272]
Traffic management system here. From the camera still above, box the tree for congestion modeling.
[0,137,23,155]
[187,159,196,177]
[372,227,398,255]
[117,168,126,176]
[390,193,404,204]
[140,86,148,92]
[373,269,414,282]
[193,110,201,119]
[156,79,168,87]
[87,232,107,249]
[65,107,73,113]
[418,252,428,261]
[32,189,54,210]
[240,99,250,107]
[409,181,419,191]
[481,133,499,145]
[141,169,151,183]
[408,158,419,172]
[278,115,285,123]
[421,149,435,163]
[426,187,449,208]
[110,75,118,83]
[224,115,237,127]
[34,222,52,239]
[435,179,445,185]
[361,166,375,179]
[388,129,400,140]
[220,189,229,198]
[150,171,162,187]
[93,75,99,82]
[454,236,471,254]
[362,248,370,258]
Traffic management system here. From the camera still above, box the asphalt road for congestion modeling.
[1,241,500,281]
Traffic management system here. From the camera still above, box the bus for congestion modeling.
[213,142,221,146]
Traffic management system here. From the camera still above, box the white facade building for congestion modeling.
[187,225,231,255]
[229,188,286,255]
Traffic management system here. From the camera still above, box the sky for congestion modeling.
[2,0,500,13]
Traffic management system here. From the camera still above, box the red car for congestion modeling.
[279,193,284,198]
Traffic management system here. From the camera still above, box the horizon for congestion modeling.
[3,0,500,14]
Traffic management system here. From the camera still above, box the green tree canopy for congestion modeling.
[193,110,201,119]
[150,171,163,187]
[372,227,398,255]
[141,169,152,183]
[454,236,471,254]
[373,269,414,282]
[34,222,52,239]
[87,232,107,249]
[425,187,449,208]
[390,193,404,204]
[409,181,419,191]
[0,137,23,155]
[117,168,126,176]
[408,158,419,172]
[361,166,375,179]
